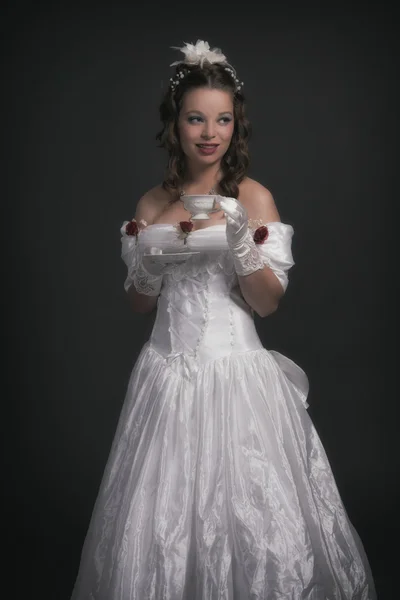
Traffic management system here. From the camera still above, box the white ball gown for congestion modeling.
[70,220,376,599]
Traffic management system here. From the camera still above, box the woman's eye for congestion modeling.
[187,115,232,124]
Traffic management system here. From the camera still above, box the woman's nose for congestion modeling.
[201,123,216,139]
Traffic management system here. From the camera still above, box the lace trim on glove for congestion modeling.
[121,222,163,296]
[126,262,163,296]
[230,229,265,276]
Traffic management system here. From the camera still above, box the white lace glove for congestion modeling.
[121,222,168,296]
[133,249,170,296]
[218,196,264,276]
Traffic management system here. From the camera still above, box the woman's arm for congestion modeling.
[236,181,287,318]
[127,283,159,315]
[237,264,284,318]
[125,191,162,315]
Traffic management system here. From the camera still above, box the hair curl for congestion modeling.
[156,63,251,201]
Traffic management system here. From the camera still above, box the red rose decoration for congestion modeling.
[179,221,193,234]
[125,219,139,236]
[174,220,194,244]
[254,225,269,244]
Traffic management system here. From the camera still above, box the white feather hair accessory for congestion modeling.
[170,39,228,68]
[169,39,243,92]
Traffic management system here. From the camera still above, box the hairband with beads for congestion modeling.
[170,66,244,93]
[169,39,244,93]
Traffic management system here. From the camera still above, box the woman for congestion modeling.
[71,40,376,599]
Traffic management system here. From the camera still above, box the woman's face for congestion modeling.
[178,87,234,168]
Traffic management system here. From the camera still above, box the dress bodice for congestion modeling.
[131,223,295,373]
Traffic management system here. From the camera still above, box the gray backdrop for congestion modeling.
[3,2,398,598]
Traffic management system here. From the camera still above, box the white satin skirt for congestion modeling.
[70,340,376,599]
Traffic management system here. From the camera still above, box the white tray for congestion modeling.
[143,251,200,263]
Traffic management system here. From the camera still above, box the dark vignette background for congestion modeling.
[2,1,398,598]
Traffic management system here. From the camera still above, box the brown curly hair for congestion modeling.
[156,62,251,201]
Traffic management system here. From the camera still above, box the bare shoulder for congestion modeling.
[134,184,171,225]
[238,177,281,222]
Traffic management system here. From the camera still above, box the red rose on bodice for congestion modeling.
[179,221,194,234]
